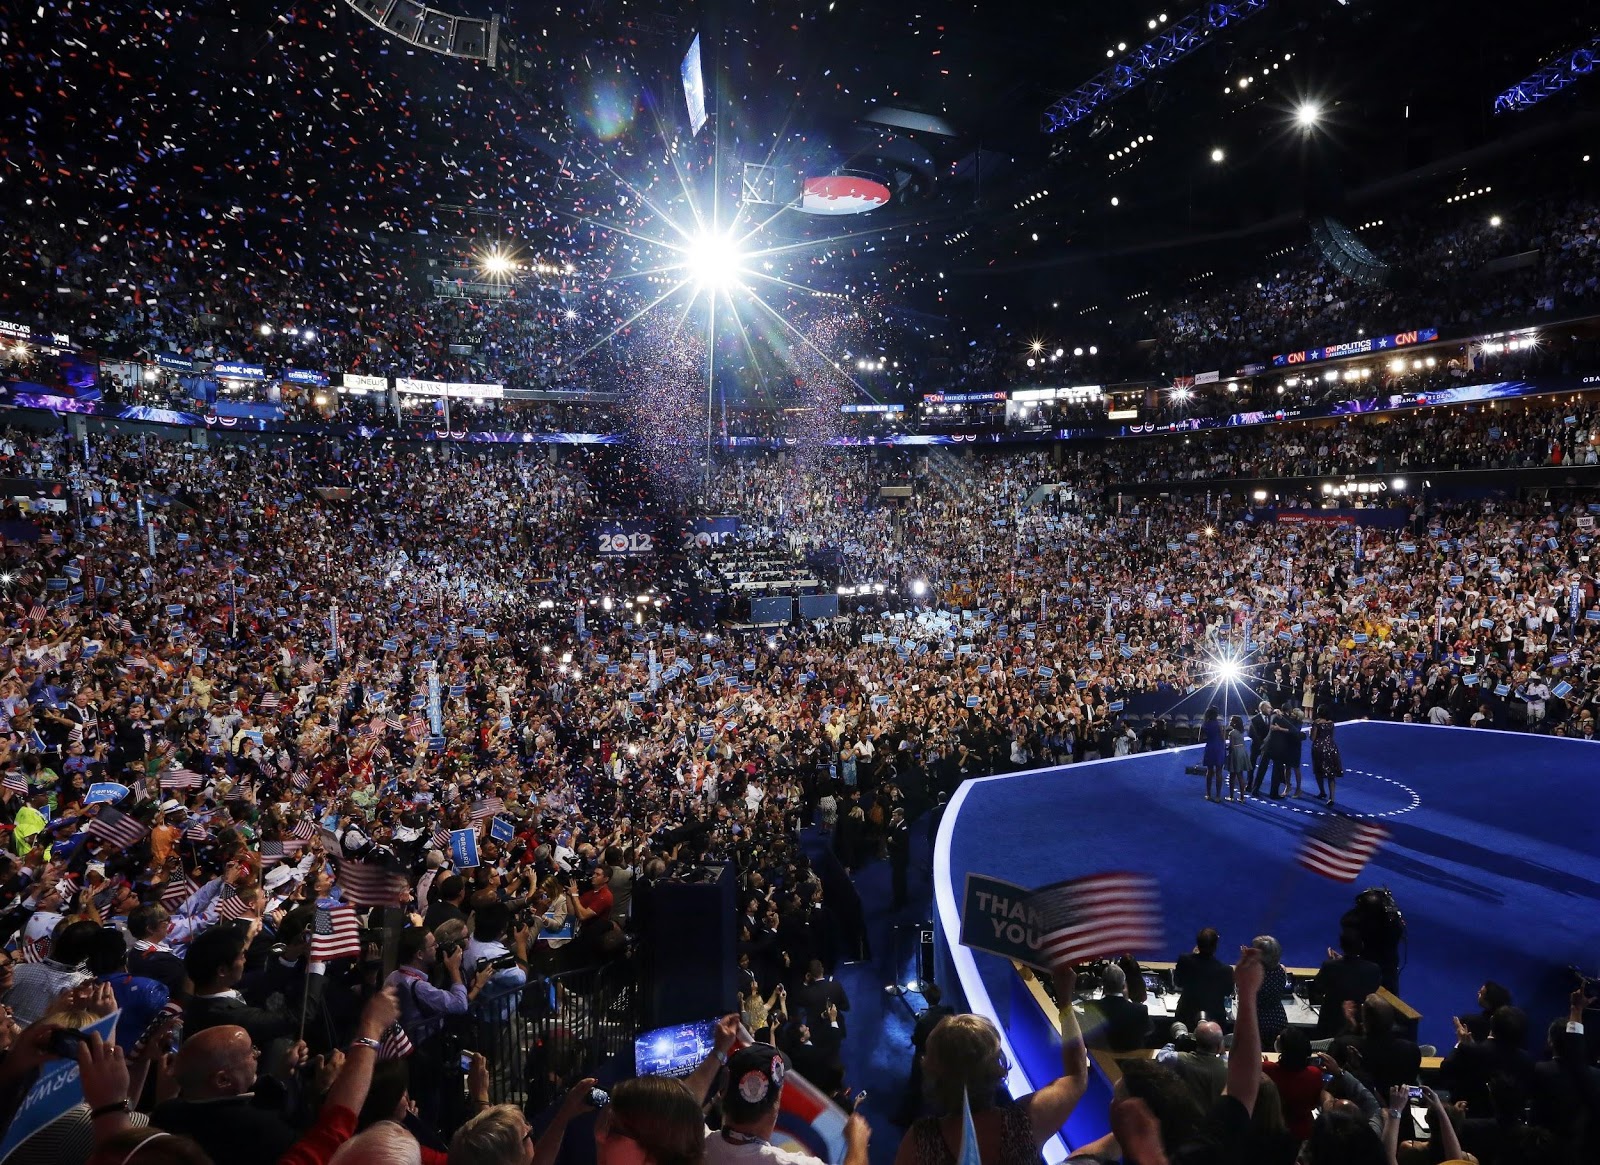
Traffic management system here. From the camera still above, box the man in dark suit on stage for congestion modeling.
[1248,702,1273,796]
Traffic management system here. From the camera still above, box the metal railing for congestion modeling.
[421,953,641,1132]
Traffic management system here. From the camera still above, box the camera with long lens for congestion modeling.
[476,952,519,973]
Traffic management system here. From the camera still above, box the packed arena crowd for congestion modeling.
[0,386,1594,1165]
[5,2,1600,1163]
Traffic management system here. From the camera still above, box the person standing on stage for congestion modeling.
[1200,705,1226,803]
[1311,705,1343,806]
[1226,715,1249,803]
[1247,701,1273,796]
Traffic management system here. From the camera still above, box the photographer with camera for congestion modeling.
[387,926,488,1036]
[462,901,532,1020]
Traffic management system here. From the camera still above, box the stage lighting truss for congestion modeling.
[1042,0,1271,132]
[341,0,500,64]
[1494,34,1600,113]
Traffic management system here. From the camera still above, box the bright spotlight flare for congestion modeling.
[1212,654,1245,685]
[480,249,514,276]
[685,230,745,291]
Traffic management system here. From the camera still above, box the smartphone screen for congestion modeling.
[459,1052,474,1072]
[633,1019,718,1078]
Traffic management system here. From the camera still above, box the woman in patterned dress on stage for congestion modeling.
[1311,705,1342,806]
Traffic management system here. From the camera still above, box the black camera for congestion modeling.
[477,953,518,973]
[437,939,463,960]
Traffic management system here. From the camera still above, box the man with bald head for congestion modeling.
[1172,1020,1229,1111]
[150,1024,299,1165]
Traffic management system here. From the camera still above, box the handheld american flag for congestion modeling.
[160,873,199,910]
[470,796,504,824]
[1298,815,1390,883]
[334,857,410,907]
[160,766,203,790]
[87,806,149,849]
[379,1023,415,1061]
[1028,872,1164,970]
[217,889,259,921]
[309,899,362,960]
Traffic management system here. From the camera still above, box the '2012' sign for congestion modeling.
[594,523,655,555]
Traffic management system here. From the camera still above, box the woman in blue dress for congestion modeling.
[1201,704,1227,802]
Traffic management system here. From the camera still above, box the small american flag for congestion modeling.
[184,818,211,843]
[309,899,362,960]
[379,1023,415,1061]
[470,796,504,824]
[87,806,149,849]
[161,766,203,790]
[1029,872,1164,970]
[386,713,404,733]
[430,824,450,851]
[1298,815,1391,883]
[258,691,280,711]
[217,889,258,921]
[2,770,27,796]
[291,818,318,842]
[19,935,49,964]
[259,840,286,868]
[28,602,45,624]
[160,874,199,910]
[131,999,184,1059]
[291,769,310,790]
[334,858,410,907]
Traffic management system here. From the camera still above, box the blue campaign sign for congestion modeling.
[0,1010,119,1161]
[489,816,516,844]
[959,874,1051,972]
[449,828,480,869]
[85,782,128,807]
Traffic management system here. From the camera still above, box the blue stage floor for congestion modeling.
[937,722,1600,1057]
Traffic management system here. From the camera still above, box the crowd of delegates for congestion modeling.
[0,412,1596,1165]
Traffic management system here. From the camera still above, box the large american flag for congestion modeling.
[87,806,149,849]
[1029,872,1164,970]
[333,857,410,907]
[309,900,362,960]
[1298,815,1391,883]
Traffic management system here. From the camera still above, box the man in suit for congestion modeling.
[184,925,297,1049]
[150,1024,301,1165]
[1174,927,1234,1032]
[1441,1003,1537,1117]
[1310,931,1383,1039]
[1332,994,1422,1092]
[1529,987,1600,1146]
[793,959,850,1039]
[1248,702,1274,796]
[1083,963,1150,1052]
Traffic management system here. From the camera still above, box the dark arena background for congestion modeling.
[2,0,1600,1163]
